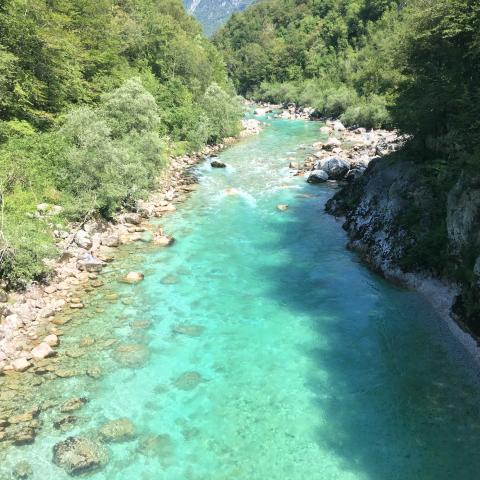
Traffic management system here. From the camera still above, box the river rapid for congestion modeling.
[2,116,480,480]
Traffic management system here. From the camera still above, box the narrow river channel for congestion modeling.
[2,117,480,480]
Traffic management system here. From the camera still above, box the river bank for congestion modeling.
[253,103,480,364]
[0,119,263,375]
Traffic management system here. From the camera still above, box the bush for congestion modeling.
[341,95,391,129]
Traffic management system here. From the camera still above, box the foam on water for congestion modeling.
[3,119,480,480]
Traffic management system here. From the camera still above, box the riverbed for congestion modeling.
[2,117,480,479]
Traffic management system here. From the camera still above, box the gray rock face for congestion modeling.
[316,157,350,180]
[53,437,109,476]
[306,170,328,184]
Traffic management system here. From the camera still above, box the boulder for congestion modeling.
[153,234,175,247]
[101,234,120,248]
[333,120,346,132]
[120,212,142,225]
[323,137,342,151]
[317,157,350,180]
[11,358,31,372]
[306,170,328,184]
[44,334,59,347]
[74,230,92,250]
[173,324,205,337]
[98,418,136,443]
[122,272,144,284]
[13,461,33,479]
[174,371,204,391]
[276,204,289,212]
[61,397,88,413]
[52,437,109,476]
[0,289,8,303]
[210,159,226,168]
[31,342,54,360]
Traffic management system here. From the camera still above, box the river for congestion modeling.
[2,117,480,479]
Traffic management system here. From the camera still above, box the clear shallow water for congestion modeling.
[3,118,480,479]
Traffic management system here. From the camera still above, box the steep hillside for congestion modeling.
[183,0,256,36]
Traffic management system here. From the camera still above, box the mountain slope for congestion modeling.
[183,0,255,36]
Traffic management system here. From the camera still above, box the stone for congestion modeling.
[113,344,149,368]
[98,418,136,443]
[136,434,174,458]
[0,289,8,303]
[333,120,346,131]
[101,234,120,248]
[173,324,204,337]
[12,358,31,372]
[323,137,342,151]
[54,415,78,431]
[31,342,54,360]
[44,285,57,295]
[174,371,204,391]
[160,274,178,285]
[320,126,330,134]
[11,426,36,445]
[345,168,366,183]
[210,159,226,168]
[276,204,289,212]
[69,303,84,309]
[13,461,33,479]
[122,272,144,284]
[74,230,93,250]
[153,234,175,247]
[316,156,350,180]
[61,397,88,413]
[121,212,142,225]
[86,366,103,379]
[52,437,109,476]
[44,334,59,347]
[306,170,329,184]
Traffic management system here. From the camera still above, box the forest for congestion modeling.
[0,0,241,286]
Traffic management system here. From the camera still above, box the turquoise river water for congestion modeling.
[2,117,480,479]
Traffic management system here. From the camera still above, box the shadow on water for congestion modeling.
[259,185,480,480]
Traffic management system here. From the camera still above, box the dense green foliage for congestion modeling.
[0,0,242,286]
[215,0,403,127]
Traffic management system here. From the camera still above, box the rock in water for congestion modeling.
[306,170,328,184]
[122,272,144,284]
[99,418,136,443]
[174,371,204,391]
[277,204,289,211]
[31,342,54,360]
[13,461,32,479]
[210,159,226,168]
[52,437,109,476]
[137,434,174,458]
[113,344,149,368]
[61,397,88,413]
[173,324,205,337]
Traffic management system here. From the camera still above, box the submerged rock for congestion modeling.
[122,272,144,284]
[52,437,109,476]
[137,434,174,458]
[160,274,178,285]
[54,416,78,432]
[174,371,204,391]
[173,324,204,337]
[61,397,88,413]
[113,344,149,368]
[276,204,289,211]
[13,461,32,479]
[98,418,136,443]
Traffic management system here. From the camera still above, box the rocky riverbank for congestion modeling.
[0,122,263,376]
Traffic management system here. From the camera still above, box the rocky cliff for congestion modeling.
[183,0,255,36]
[326,149,480,339]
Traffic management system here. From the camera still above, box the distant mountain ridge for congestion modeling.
[183,0,255,36]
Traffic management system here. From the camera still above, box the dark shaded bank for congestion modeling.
[325,147,480,339]
[261,180,480,480]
